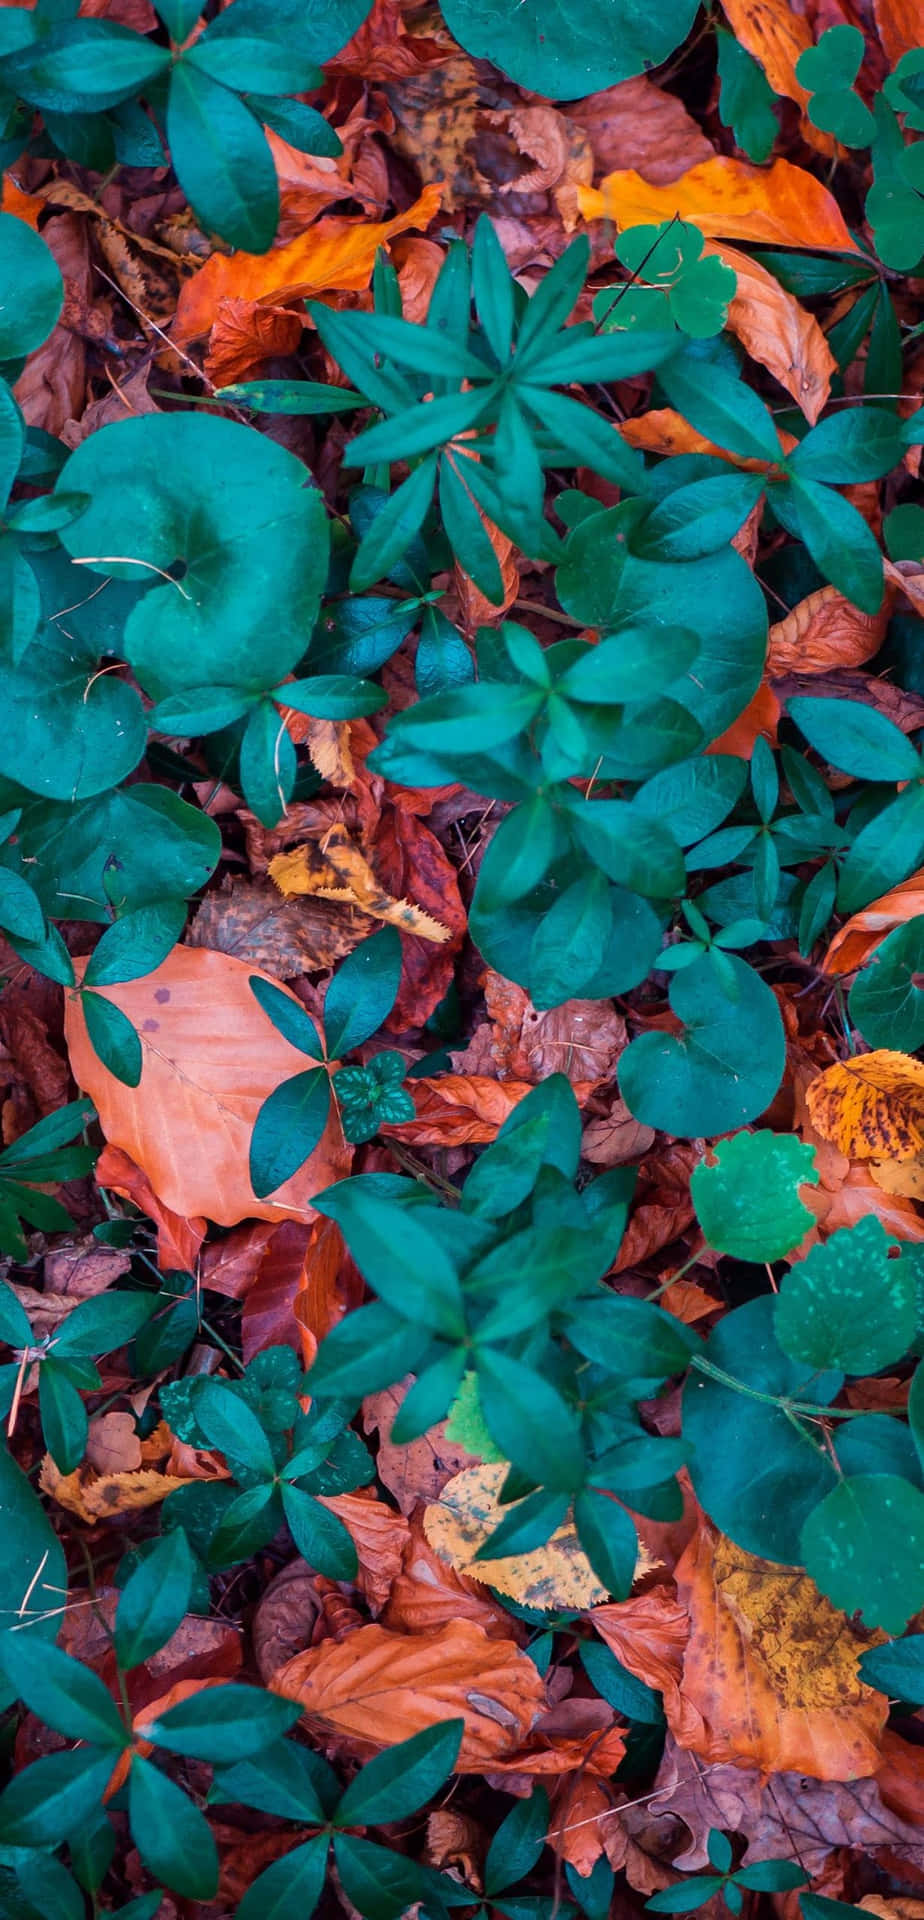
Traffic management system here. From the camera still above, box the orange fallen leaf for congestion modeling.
[672,1523,888,1779]
[85,1411,143,1475]
[173,183,443,346]
[712,242,835,423]
[578,157,859,253]
[270,822,451,943]
[590,1588,691,1723]
[382,1513,518,1640]
[64,947,351,1228]
[95,1143,206,1273]
[204,299,304,388]
[453,496,519,630]
[803,1159,924,1242]
[380,1073,534,1145]
[823,874,924,975]
[2,177,44,229]
[806,1050,924,1162]
[706,679,780,758]
[768,583,892,678]
[317,1491,410,1615]
[873,0,924,65]
[718,0,833,153]
[270,1617,546,1768]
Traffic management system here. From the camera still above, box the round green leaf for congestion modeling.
[612,544,768,745]
[619,954,785,1137]
[849,918,924,1051]
[801,1474,924,1633]
[691,1130,819,1262]
[18,783,221,923]
[774,1215,916,1374]
[0,620,146,801]
[682,1296,840,1563]
[58,415,329,702]
[0,214,64,361]
[439,0,698,96]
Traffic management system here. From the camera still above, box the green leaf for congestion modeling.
[658,357,780,462]
[18,783,221,923]
[81,991,142,1087]
[237,1834,330,1920]
[0,1443,68,1703]
[128,1754,219,1900]
[580,1639,663,1724]
[0,1631,126,1747]
[84,899,187,986]
[574,1486,638,1599]
[789,408,903,483]
[771,476,883,613]
[529,868,614,1007]
[565,1295,696,1391]
[774,1215,916,1373]
[838,783,924,913]
[195,1378,277,1479]
[0,1280,33,1348]
[0,1749,115,1848]
[796,26,874,147]
[0,869,45,946]
[484,1787,549,1896]
[280,1481,358,1580]
[249,1068,332,1199]
[335,1720,463,1827]
[50,1288,156,1357]
[438,0,697,95]
[185,18,321,93]
[314,1185,465,1337]
[619,953,785,1137]
[691,1131,818,1262]
[349,457,437,590]
[0,215,64,361]
[682,1296,839,1562]
[857,1633,924,1704]
[212,1741,336,1822]
[38,1358,88,1474]
[439,454,505,603]
[557,628,699,704]
[633,474,764,562]
[850,918,924,1048]
[647,1880,726,1912]
[114,1528,194,1669]
[249,975,324,1059]
[239,696,296,826]
[143,1682,302,1760]
[801,1474,924,1632]
[716,28,778,162]
[324,926,401,1058]
[0,618,146,802]
[167,61,278,251]
[735,1862,808,1893]
[59,414,328,703]
[7,20,169,110]
[476,1348,584,1491]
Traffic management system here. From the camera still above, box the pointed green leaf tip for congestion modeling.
[691,1129,819,1263]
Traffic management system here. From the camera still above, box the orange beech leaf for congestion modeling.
[873,0,924,64]
[2,177,44,228]
[467,970,629,1087]
[380,1073,535,1145]
[768,583,892,677]
[671,1524,888,1779]
[203,299,304,387]
[64,948,351,1227]
[803,1159,924,1241]
[705,680,780,758]
[823,874,924,975]
[270,1618,546,1768]
[567,76,713,186]
[718,0,833,151]
[362,1383,480,1516]
[711,243,835,423]
[316,1491,410,1615]
[173,183,443,346]
[806,1050,924,1162]
[95,1144,206,1273]
[382,1512,519,1641]
[578,157,859,252]
[620,407,784,466]
[591,1589,691,1722]
[876,1729,924,1826]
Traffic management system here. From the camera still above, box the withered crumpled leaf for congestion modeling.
[768,583,892,677]
[65,948,351,1227]
[382,1513,519,1641]
[424,1463,656,1611]
[670,1524,887,1780]
[567,76,713,185]
[362,1379,478,1514]
[188,874,364,976]
[270,1617,547,1768]
[270,823,450,944]
[380,1073,535,1145]
[806,1050,924,1163]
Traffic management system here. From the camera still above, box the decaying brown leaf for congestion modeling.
[270,822,451,944]
[187,875,364,976]
[40,1454,193,1520]
[768,584,892,677]
[362,1380,478,1514]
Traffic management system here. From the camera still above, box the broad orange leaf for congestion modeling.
[591,1589,690,1718]
[95,1143,206,1272]
[823,874,924,975]
[706,680,779,757]
[2,177,44,228]
[270,1618,546,1768]
[382,1513,519,1640]
[767,583,892,678]
[805,1050,924,1162]
[64,947,351,1227]
[578,157,859,253]
[873,0,924,64]
[173,182,443,346]
[672,1523,888,1779]
[713,242,835,422]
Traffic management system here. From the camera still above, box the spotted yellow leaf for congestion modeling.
[806,1050,924,1163]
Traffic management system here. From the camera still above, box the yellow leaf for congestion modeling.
[869,1154,924,1200]
[40,1455,192,1521]
[270,822,450,943]
[577,156,859,253]
[806,1050,924,1162]
[423,1462,656,1611]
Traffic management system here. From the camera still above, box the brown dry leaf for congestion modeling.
[270,823,451,945]
[706,680,780,758]
[366,800,468,1027]
[824,876,924,976]
[204,298,304,387]
[873,0,924,64]
[383,1514,518,1641]
[768,583,891,676]
[426,1810,485,1885]
[14,213,88,436]
[85,1411,143,1475]
[380,1073,534,1145]
[861,1902,924,1920]
[95,1144,206,1273]
[672,1524,887,1779]
[362,1380,479,1514]
[805,1160,924,1241]
[712,243,835,423]
[591,1589,691,1719]
[582,1099,656,1166]
[270,1617,547,1768]
[253,1559,323,1684]
[187,875,364,976]
[806,1050,924,1162]
[463,970,628,1087]
[614,1141,701,1272]
[875,1728,924,1828]
[173,183,443,345]
[65,948,351,1227]
[568,77,713,185]
[578,157,859,252]
[636,1732,924,1877]
[317,1492,410,1616]
[40,1455,193,1520]
[453,494,519,630]
[424,1462,655,1610]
